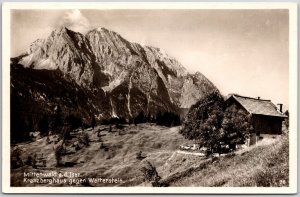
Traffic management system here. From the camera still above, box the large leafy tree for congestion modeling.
[180,91,224,148]
[180,91,252,152]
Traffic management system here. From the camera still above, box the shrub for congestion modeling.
[75,143,81,151]
[78,132,89,146]
[140,161,161,187]
[42,159,47,167]
[100,143,105,149]
[83,133,90,146]
[108,125,112,133]
[97,129,101,137]
[32,153,37,168]
[11,148,24,169]
[136,151,146,160]
[98,136,102,142]
[25,155,33,166]
[55,145,63,167]
[46,136,51,144]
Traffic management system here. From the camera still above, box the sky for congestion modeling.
[11,9,289,109]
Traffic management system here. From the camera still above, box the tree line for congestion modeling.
[11,105,96,143]
[11,104,181,143]
[101,111,181,127]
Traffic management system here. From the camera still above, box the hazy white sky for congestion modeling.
[11,9,289,109]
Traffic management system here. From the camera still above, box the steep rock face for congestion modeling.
[14,26,218,120]
[142,46,216,108]
[84,28,186,117]
[20,27,96,87]
[180,72,216,108]
[144,46,187,78]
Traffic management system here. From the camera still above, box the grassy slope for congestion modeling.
[11,124,289,187]
[168,135,289,187]
[11,124,194,186]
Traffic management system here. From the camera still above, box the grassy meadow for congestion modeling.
[11,123,288,187]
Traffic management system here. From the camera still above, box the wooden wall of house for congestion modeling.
[225,97,284,136]
[252,115,283,135]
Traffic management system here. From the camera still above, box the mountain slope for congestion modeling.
[11,26,218,135]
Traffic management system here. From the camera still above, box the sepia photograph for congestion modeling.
[2,2,298,194]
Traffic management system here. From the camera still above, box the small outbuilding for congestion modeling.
[225,94,287,145]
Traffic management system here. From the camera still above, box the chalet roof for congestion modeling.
[227,94,287,118]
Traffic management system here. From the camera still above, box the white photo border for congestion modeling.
[2,2,298,194]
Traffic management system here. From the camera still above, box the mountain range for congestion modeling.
[11,26,218,127]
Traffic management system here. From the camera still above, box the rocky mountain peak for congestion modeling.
[19,27,95,87]
[95,27,115,33]
[53,26,69,34]
[86,27,139,61]
[13,26,218,120]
